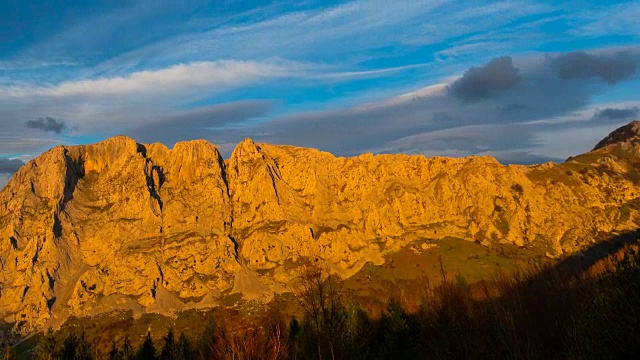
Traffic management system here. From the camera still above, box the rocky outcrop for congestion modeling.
[2,122,640,334]
[593,121,640,150]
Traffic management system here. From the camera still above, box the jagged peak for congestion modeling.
[593,120,640,150]
[236,137,256,147]
[229,138,260,159]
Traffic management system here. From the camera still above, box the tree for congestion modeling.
[340,301,372,360]
[74,331,93,360]
[288,316,300,355]
[121,336,135,360]
[197,319,216,358]
[61,333,78,360]
[159,328,176,360]
[176,333,193,360]
[36,328,59,360]
[294,265,347,360]
[109,341,119,360]
[136,332,157,360]
[59,331,93,360]
[0,338,16,360]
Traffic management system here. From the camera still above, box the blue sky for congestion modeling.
[1,0,640,185]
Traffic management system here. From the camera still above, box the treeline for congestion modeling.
[27,243,640,359]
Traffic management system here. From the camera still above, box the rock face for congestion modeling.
[2,122,640,333]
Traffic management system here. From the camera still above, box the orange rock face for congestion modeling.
[2,122,640,334]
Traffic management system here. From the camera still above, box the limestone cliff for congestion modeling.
[2,122,640,334]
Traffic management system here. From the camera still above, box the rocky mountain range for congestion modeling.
[2,121,640,335]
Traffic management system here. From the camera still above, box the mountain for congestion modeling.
[2,122,640,334]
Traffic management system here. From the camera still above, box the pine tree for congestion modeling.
[109,341,120,360]
[36,328,59,360]
[159,328,176,360]
[74,331,93,360]
[197,319,216,357]
[136,332,157,360]
[61,333,79,360]
[121,336,135,360]
[176,333,193,360]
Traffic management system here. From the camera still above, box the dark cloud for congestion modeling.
[25,117,67,133]
[23,48,629,166]
[552,51,637,84]
[593,107,639,121]
[449,56,519,102]
[220,48,640,164]
[0,158,24,173]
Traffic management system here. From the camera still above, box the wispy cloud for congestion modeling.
[207,47,640,163]
[56,0,555,79]
[568,2,640,38]
[1,0,640,172]
[3,60,300,98]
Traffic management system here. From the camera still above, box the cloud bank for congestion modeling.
[210,47,640,163]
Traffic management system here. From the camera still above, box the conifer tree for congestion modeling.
[176,333,193,360]
[121,336,135,360]
[74,331,93,360]
[136,332,157,360]
[159,328,176,360]
[197,319,216,357]
[109,341,119,360]
[61,333,79,360]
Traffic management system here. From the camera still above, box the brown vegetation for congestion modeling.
[26,235,640,359]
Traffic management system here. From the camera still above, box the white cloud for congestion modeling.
[210,48,639,163]
[0,57,429,138]
[569,2,640,38]
[2,60,299,98]
[1,1,639,169]
[75,0,551,75]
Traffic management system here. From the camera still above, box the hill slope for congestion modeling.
[2,122,640,334]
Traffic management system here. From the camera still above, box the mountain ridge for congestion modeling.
[2,122,640,334]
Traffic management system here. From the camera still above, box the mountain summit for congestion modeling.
[593,121,640,150]
[2,122,640,334]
